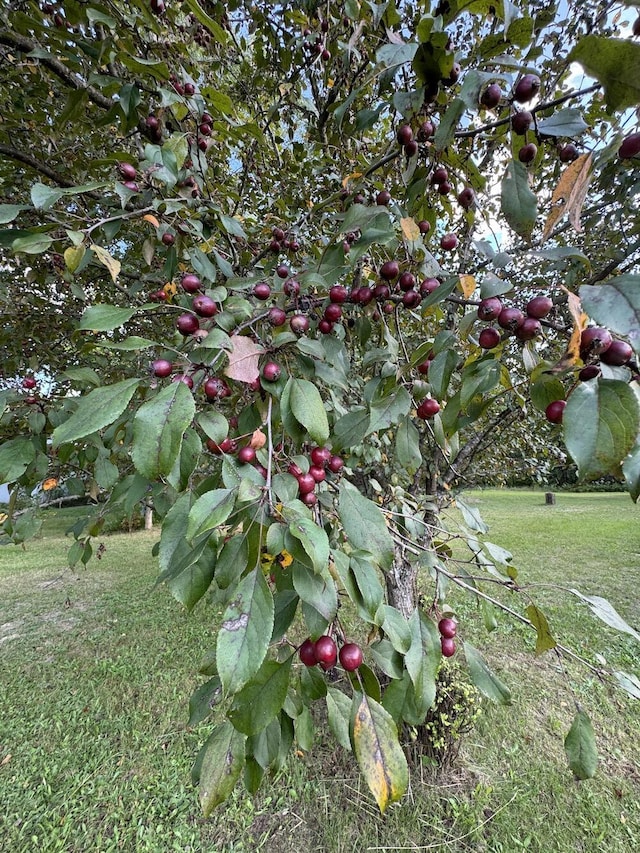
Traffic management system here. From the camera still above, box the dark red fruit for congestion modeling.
[254,281,271,300]
[457,187,475,209]
[441,637,456,657]
[309,465,326,483]
[545,399,566,424]
[204,377,231,399]
[118,162,137,180]
[161,232,175,246]
[297,473,316,494]
[283,279,300,297]
[398,271,416,292]
[600,339,633,366]
[618,132,640,160]
[417,398,440,418]
[299,639,317,667]
[276,264,289,279]
[518,143,537,164]
[176,313,200,335]
[477,297,503,321]
[580,326,612,356]
[181,274,202,293]
[339,643,363,672]
[526,295,553,319]
[311,446,331,467]
[262,361,281,382]
[431,166,448,185]
[420,278,440,295]
[480,83,502,109]
[328,455,344,473]
[21,377,37,389]
[515,317,541,341]
[192,294,218,317]
[514,74,540,103]
[559,143,578,163]
[478,327,501,349]
[579,365,600,381]
[172,374,194,388]
[498,307,525,331]
[417,120,435,141]
[440,233,458,251]
[402,290,421,308]
[438,181,452,195]
[376,189,391,206]
[511,110,533,135]
[290,314,310,334]
[207,437,235,455]
[438,617,457,639]
[301,492,318,507]
[397,124,414,146]
[418,220,431,234]
[324,302,342,322]
[318,319,333,334]
[152,359,173,378]
[404,139,418,157]
[374,283,391,301]
[329,285,349,303]
[314,635,338,666]
[268,307,287,327]
[380,260,400,281]
[237,446,256,464]
[417,359,431,375]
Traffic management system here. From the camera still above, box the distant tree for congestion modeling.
[1,0,639,812]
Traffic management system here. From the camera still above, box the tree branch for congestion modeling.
[0,28,114,111]
[0,143,76,188]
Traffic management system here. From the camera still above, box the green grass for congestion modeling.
[0,495,639,852]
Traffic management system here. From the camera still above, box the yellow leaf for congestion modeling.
[549,287,587,372]
[400,217,420,241]
[458,274,476,298]
[143,214,160,228]
[0,513,8,524]
[250,429,266,450]
[277,549,293,569]
[64,245,85,274]
[163,282,177,297]
[542,154,593,242]
[342,171,363,188]
[42,477,59,491]
[91,244,121,282]
[223,335,265,383]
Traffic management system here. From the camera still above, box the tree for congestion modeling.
[1,0,639,813]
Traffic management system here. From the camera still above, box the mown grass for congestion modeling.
[0,493,639,852]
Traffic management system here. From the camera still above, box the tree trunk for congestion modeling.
[385,543,419,619]
[144,503,153,530]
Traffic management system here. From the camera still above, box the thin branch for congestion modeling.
[0,28,114,111]
[0,143,76,188]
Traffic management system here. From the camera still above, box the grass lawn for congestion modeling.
[0,491,639,852]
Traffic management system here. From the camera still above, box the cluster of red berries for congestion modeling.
[299,635,363,672]
[288,446,344,507]
[269,226,301,255]
[302,19,332,62]
[476,294,553,350]
[438,616,457,658]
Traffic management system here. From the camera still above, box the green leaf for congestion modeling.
[536,108,588,138]
[228,657,293,735]
[564,380,639,480]
[501,160,538,240]
[0,437,36,482]
[580,278,640,353]
[368,387,412,433]
[456,495,489,533]
[530,374,567,412]
[12,232,53,254]
[215,533,249,590]
[287,516,330,574]
[95,336,157,351]
[167,542,217,612]
[187,489,237,541]
[338,483,394,570]
[568,36,640,112]
[564,710,598,780]
[287,378,329,445]
[333,408,371,451]
[376,43,418,69]
[434,98,466,151]
[292,563,338,624]
[350,555,385,621]
[351,692,409,813]
[464,642,512,704]
[569,591,640,642]
[622,441,640,502]
[31,183,64,210]
[158,494,192,574]
[216,568,274,695]
[132,382,196,479]
[613,670,640,700]
[0,204,29,223]
[79,304,136,331]
[326,688,352,749]
[428,349,458,400]
[525,604,557,655]
[404,609,439,716]
[181,0,229,44]
[198,722,246,816]
[396,415,422,474]
[197,411,229,443]
[52,379,140,446]
[189,676,221,726]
